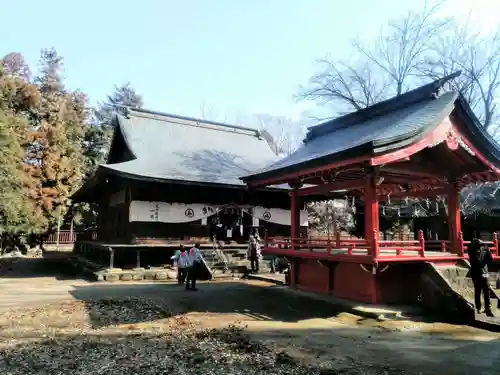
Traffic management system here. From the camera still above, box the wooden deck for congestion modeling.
[294,248,455,257]
[77,241,248,249]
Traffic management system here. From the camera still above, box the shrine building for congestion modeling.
[241,72,500,305]
[71,108,309,269]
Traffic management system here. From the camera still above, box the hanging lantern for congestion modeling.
[405,196,409,205]
[398,208,401,217]
[435,202,439,213]
[426,198,430,209]
[387,194,391,205]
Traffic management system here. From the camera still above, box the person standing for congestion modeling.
[247,235,261,273]
[467,238,495,317]
[186,243,202,291]
[172,245,189,285]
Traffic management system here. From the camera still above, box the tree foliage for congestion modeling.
[0,49,92,251]
[0,111,42,238]
[83,83,144,174]
[307,199,356,236]
[95,82,143,124]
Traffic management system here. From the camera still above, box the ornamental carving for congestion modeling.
[444,129,475,156]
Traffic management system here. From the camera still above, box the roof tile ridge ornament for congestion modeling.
[305,71,462,142]
[123,106,261,137]
[124,106,131,119]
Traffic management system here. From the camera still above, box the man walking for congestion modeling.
[247,235,261,273]
[467,238,495,317]
[186,243,202,291]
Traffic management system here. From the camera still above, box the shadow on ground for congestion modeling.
[68,281,450,330]
[0,254,79,281]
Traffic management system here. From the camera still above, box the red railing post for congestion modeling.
[373,230,379,259]
[327,239,332,254]
[347,244,353,255]
[494,232,499,256]
[335,231,341,249]
[458,232,465,257]
[418,230,425,257]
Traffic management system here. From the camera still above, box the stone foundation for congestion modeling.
[69,255,242,282]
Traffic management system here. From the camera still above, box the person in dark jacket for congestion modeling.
[467,238,494,317]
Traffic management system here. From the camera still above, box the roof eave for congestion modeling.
[240,143,374,186]
[100,164,291,192]
[452,95,500,168]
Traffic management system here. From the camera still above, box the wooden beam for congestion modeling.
[245,155,371,188]
[381,165,443,179]
[296,180,365,197]
[377,188,448,200]
[450,115,500,175]
[457,165,490,177]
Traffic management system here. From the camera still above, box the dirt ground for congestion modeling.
[1,256,500,374]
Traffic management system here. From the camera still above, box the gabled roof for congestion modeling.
[241,72,500,184]
[100,108,281,187]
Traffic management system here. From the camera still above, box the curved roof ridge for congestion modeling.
[125,107,261,138]
[305,71,461,142]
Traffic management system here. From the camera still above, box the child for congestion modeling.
[173,245,189,285]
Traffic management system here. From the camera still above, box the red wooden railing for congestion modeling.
[46,230,77,244]
[263,231,500,263]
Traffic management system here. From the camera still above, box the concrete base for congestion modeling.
[284,257,480,323]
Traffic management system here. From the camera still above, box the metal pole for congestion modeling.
[70,216,74,242]
[109,247,114,269]
[56,205,62,251]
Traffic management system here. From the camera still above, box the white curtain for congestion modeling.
[129,201,218,223]
[245,206,308,226]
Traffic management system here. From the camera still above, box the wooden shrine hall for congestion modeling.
[241,72,500,304]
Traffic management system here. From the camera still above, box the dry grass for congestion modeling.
[0,297,420,375]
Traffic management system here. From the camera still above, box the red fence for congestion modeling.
[46,230,77,244]
[45,230,98,244]
[263,231,500,263]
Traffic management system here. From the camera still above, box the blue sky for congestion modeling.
[1,0,498,124]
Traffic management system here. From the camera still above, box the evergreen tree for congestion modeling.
[95,82,143,124]
[83,83,144,172]
[27,48,88,230]
[0,60,45,251]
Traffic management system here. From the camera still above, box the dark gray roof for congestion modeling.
[101,108,281,186]
[241,72,500,183]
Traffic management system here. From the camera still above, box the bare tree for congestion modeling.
[307,199,356,237]
[298,1,500,217]
[251,114,308,156]
[299,1,448,115]
[199,101,230,124]
[422,21,500,135]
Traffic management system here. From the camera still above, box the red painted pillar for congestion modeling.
[447,183,462,255]
[364,173,379,258]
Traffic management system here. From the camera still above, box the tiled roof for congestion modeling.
[241,72,500,183]
[102,108,281,186]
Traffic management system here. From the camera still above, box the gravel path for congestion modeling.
[1,255,500,374]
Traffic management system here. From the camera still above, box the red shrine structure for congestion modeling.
[241,72,500,304]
